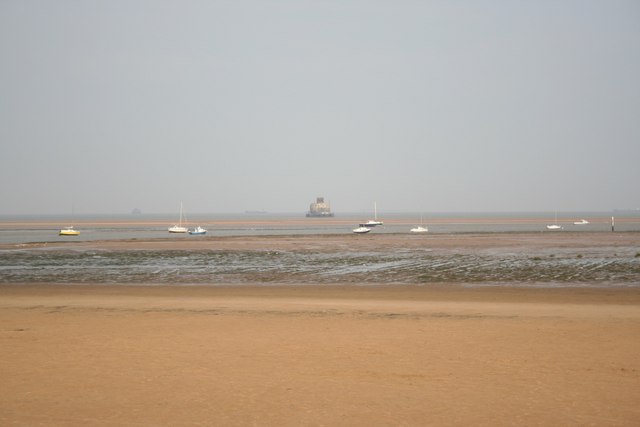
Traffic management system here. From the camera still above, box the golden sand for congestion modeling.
[1,283,639,426]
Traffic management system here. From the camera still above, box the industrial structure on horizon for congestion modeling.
[306,197,334,217]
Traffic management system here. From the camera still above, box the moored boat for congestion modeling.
[546,210,562,230]
[360,220,383,227]
[168,225,188,233]
[59,226,80,236]
[361,202,383,227]
[169,202,188,233]
[352,226,372,234]
[189,226,207,235]
[410,214,428,233]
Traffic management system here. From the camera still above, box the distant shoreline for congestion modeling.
[1,215,639,229]
[1,210,639,220]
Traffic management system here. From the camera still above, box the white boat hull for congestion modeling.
[169,202,188,233]
[189,226,207,235]
[361,221,383,227]
[353,227,372,234]
[361,202,383,227]
[410,226,428,233]
[546,225,562,230]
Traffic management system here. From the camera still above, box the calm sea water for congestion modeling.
[1,212,639,287]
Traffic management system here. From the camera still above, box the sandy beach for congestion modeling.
[1,233,640,426]
[2,286,640,426]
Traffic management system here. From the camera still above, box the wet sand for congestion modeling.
[4,230,640,252]
[1,284,640,426]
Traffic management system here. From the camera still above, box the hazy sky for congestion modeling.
[1,1,638,215]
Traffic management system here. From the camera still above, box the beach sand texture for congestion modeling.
[1,233,640,426]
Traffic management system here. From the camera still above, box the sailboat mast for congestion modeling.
[374,202,377,221]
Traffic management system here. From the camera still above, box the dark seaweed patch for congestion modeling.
[0,247,638,286]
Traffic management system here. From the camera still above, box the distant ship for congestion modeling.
[306,197,334,217]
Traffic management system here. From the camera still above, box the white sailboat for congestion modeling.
[361,202,383,227]
[546,210,562,230]
[59,205,80,235]
[168,202,189,233]
[352,226,372,234]
[410,214,428,233]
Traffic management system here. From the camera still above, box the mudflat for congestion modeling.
[1,283,639,426]
[4,229,640,252]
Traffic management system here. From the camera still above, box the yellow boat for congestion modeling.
[59,227,80,236]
